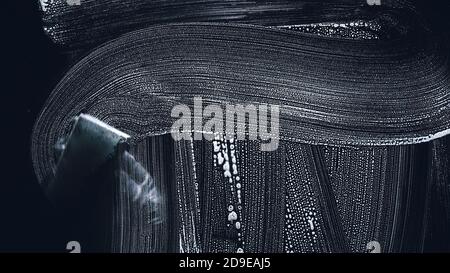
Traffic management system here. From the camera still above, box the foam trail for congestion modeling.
[39,0,413,51]
[119,151,161,223]
[31,2,450,252]
[32,17,450,182]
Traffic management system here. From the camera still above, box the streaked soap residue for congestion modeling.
[119,151,160,213]
[31,1,450,253]
[213,135,245,253]
[280,19,382,39]
[39,0,399,50]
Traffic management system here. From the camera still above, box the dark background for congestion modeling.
[2,0,450,252]
[3,1,69,252]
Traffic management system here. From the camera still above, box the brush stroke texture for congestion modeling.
[32,2,450,252]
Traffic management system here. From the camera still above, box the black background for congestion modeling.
[4,1,69,252]
[2,0,450,252]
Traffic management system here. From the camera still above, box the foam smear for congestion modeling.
[118,150,161,224]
